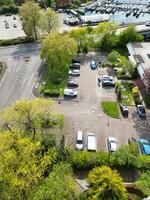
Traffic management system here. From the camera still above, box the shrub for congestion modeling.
[132,87,140,98]
[0,37,34,46]
[43,89,60,97]
[144,95,150,108]
[0,5,19,15]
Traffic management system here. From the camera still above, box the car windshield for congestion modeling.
[140,107,145,113]
[77,140,82,144]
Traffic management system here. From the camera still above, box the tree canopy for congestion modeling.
[87,166,128,200]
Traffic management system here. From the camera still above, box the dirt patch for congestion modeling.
[0,61,7,81]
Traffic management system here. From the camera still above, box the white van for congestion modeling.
[87,133,97,152]
[75,130,83,150]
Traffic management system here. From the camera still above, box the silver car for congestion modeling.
[108,137,117,152]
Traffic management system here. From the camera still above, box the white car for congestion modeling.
[145,21,150,26]
[101,75,113,81]
[69,69,80,76]
[75,130,84,150]
[64,89,77,97]
[87,133,97,152]
[108,137,117,152]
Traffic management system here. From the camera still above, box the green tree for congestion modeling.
[0,0,13,6]
[94,22,118,35]
[0,98,64,141]
[136,172,150,196]
[40,33,77,82]
[41,8,59,34]
[0,131,58,200]
[108,51,120,65]
[29,163,79,200]
[20,2,41,39]
[87,166,128,200]
[118,25,144,47]
[44,0,55,7]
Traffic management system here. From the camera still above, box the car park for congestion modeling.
[67,80,78,87]
[90,60,97,70]
[70,63,80,69]
[64,88,78,97]
[128,138,137,144]
[136,105,146,118]
[69,69,80,76]
[87,133,97,152]
[108,137,117,152]
[139,139,150,155]
[13,24,17,28]
[75,130,84,150]
[120,104,129,117]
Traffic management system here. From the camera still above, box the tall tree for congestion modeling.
[20,2,41,39]
[29,163,79,200]
[0,131,58,200]
[87,166,128,200]
[0,98,64,141]
[40,33,77,82]
[41,8,59,34]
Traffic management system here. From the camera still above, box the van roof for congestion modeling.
[77,130,83,140]
[87,133,96,151]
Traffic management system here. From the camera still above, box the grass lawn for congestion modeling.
[119,82,134,106]
[101,101,120,119]
[40,67,68,96]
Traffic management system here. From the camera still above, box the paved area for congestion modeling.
[56,52,141,151]
[0,43,41,109]
[0,15,25,40]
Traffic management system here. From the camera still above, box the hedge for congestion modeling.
[43,89,60,97]
[0,5,18,15]
[0,37,34,46]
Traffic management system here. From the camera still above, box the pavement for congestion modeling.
[56,52,140,151]
[0,43,41,109]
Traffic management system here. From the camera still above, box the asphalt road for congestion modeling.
[0,43,41,109]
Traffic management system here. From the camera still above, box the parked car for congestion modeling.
[90,60,97,70]
[67,80,78,87]
[70,63,80,69]
[120,104,129,117]
[72,58,81,64]
[87,133,97,152]
[13,16,16,20]
[136,105,146,118]
[102,79,115,87]
[69,69,80,76]
[145,21,150,26]
[128,138,137,144]
[101,75,113,81]
[139,139,150,155]
[75,130,84,150]
[108,137,117,152]
[64,89,77,97]
[13,23,17,28]
[5,23,9,29]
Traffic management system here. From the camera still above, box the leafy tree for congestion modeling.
[29,163,79,200]
[94,22,118,35]
[20,2,41,39]
[41,8,59,34]
[0,98,64,141]
[118,25,144,47]
[44,0,55,7]
[40,33,77,82]
[87,166,128,200]
[108,51,120,65]
[0,131,58,200]
[69,27,88,53]
[0,0,13,6]
[119,56,135,77]
[136,172,150,196]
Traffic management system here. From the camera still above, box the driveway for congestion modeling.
[56,52,136,151]
[0,43,41,109]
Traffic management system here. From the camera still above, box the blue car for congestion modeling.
[90,60,97,70]
[139,139,150,155]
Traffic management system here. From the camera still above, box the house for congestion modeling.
[127,42,150,91]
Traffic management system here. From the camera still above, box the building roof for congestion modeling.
[127,42,150,79]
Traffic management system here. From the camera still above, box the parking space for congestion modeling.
[0,15,26,40]
[57,52,139,151]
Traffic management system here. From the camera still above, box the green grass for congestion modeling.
[119,82,134,106]
[101,101,120,118]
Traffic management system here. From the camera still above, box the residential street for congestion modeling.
[0,43,41,109]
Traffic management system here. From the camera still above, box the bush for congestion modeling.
[0,37,34,46]
[132,87,140,98]
[43,89,60,97]
[144,95,150,108]
[0,5,18,15]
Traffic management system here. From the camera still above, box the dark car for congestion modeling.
[102,79,115,87]
[128,138,137,144]
[72,58,81,64]
[70,63,80,69]
[120,104,129,117]
[136,105,146,118]
[67,80,78,87]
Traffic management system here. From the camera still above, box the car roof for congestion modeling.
[88,133,96,150]
[110,142,117,151]
[108,137,116,142]
[139,138,149,144]
[143,144,150,155]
